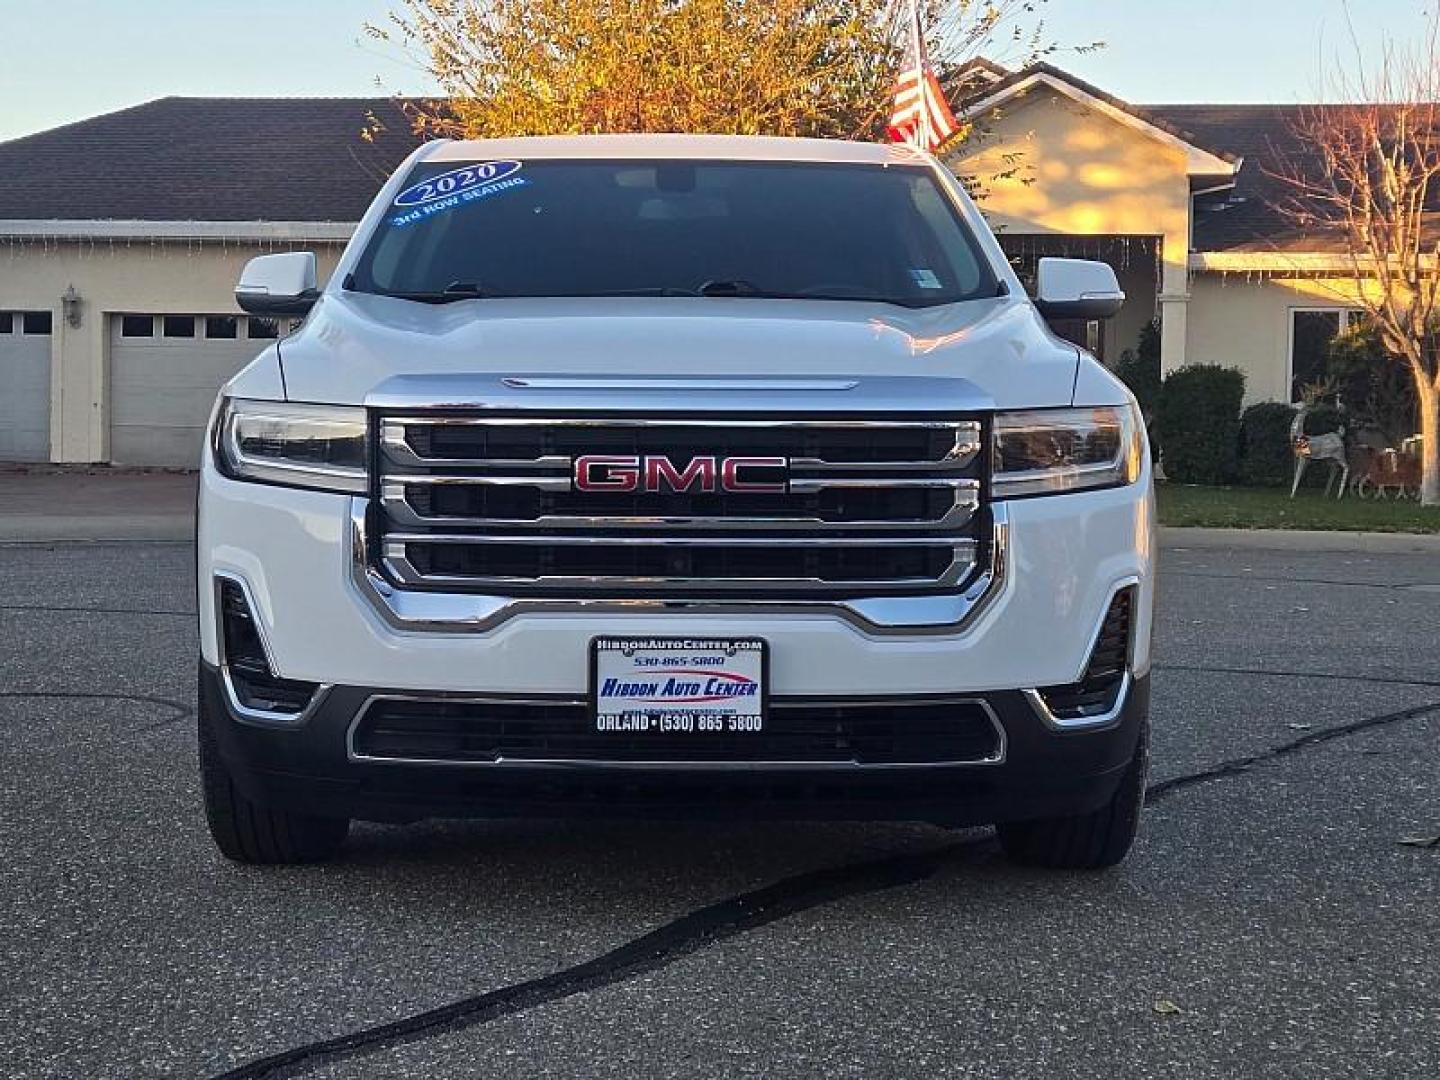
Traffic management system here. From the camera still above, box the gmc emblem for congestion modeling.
[573,455,787,494]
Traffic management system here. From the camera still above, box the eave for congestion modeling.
[0,220,357,242]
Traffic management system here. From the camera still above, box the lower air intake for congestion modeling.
[218,578,319,716]
[1034,587,1133,722]
[351,697,1004,766]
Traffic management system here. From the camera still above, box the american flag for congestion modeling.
[887,0,961,153]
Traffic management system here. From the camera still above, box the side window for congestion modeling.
[22,311,52,335]
[205,316,239,340]
[1290,309,1365,401]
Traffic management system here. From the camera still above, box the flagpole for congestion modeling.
[908,0,929,151]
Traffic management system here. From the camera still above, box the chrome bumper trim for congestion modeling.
[213,570,332,727]
[1023,670,1132,733]
[349,499,1009,638]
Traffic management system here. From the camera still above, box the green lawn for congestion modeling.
[1156,483,1440,533]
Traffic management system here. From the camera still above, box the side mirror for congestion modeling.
[1034,258,1125,321]
[235,252,320,315]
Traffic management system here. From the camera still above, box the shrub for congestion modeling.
[1326,322,1417,446]
[1154,364,1246,484]
[1113,319,1162,416]
[1302,402,1346,436]
[1238,402,1297,486]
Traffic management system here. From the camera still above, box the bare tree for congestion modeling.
[1269,11,1440,504]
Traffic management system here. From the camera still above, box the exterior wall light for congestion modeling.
[62,285,83,329]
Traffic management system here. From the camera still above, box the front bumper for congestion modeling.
[201,662,1149,826]
[198,452,1155,824]
[198,468,1156,697]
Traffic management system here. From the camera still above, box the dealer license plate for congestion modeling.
[590,637,767,735]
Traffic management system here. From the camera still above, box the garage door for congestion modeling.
[0,310,52,462]
[108,313,290,467]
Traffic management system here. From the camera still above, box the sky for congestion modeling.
[0,0,1432,142]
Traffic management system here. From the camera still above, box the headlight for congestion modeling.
[215,398,368,493]
[993,405,1143,498]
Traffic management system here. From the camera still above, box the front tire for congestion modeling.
[198,687,349,864]
[997,720,1149,870]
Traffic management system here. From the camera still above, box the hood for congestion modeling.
[276,292,1082,411]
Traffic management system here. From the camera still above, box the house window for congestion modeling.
[1290,308,1364,401]
[22,311,52,335]
[205,316,239,340]
[163,315,196,338]
[0,313,11,334]
[121,315,155,337]
[247,317,279,340]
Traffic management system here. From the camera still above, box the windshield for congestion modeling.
[348,159,999,308]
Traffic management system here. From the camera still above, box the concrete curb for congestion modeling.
[0,516,192,543]
[1160,526,1440,554]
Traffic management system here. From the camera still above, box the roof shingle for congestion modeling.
[0,97,420,222]
[0,88,1428,256]
[1146,103,1337,253]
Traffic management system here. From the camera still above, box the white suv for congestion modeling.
[198,134,1154,868]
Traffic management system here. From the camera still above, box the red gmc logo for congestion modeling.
[573,455,787,494]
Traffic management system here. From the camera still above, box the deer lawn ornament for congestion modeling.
[1290,404,1348,499]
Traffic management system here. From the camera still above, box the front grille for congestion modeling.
[373,415,988,596]
[1036,588,1133,720]
[352,697,1003,765]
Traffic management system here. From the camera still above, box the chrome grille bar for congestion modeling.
[383,539,977,592]
[379,478,979,532]
[382,418,981,470]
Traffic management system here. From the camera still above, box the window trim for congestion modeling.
[1287,306,1365,403]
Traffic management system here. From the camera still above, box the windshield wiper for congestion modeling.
[697,279,929,307]
[697,279,779,298]
[368,281,496,304]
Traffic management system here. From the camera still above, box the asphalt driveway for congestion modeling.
[1,536,1437,1079]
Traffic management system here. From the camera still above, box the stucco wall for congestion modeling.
[951,87,1192,247]
[948,86,1197,374]
[1188,272,1370,405]
[0,241,344,461]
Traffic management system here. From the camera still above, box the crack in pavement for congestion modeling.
[1145,699,1440,805]
[1166,569,1440,591]
[0,603,195,617]
[211,836,991,1080]
[1154,662,1440,689]
[0,691,194,731]
[0,539,191,547]
[208,698,1440,1080]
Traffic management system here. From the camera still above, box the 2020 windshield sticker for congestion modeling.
[389,161,527,228]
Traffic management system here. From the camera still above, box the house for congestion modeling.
[0,99,418,465]
[947,62,1377,406]
[0,71,1379,465]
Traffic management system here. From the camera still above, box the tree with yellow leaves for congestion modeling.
[366,0,1068,145]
